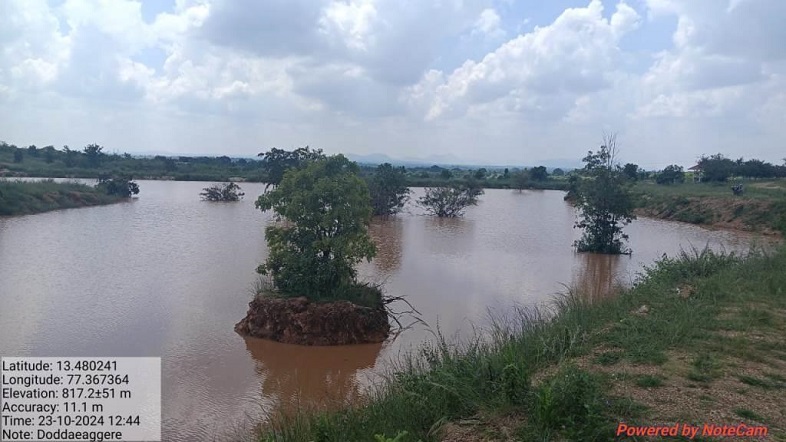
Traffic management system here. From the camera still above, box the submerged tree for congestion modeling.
[368,163,410,216]
[255,155,377,300]
[96,175,140,197]
[200,182,245,201]
[574,133,635,254]
[511,170,529,191]
[257,146,325,189]
[418,182,483,217]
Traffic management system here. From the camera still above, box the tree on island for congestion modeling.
[418,182,483,217]
[257,146,326,189]
[200,182,245,201]
[255,155,378,303]
[573,133,635,254]
[368,163,410,216]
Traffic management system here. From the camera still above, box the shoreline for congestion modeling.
[0,180,127,217]
[258,246,786,441]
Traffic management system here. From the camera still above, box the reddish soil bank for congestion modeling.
[235,296,390,346]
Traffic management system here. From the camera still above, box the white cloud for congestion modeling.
[319,0,378,51]
[411,0,640,120]
[0,0,784,166]
[471,8,505,39]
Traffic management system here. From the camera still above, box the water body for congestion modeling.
[0,181,768,440]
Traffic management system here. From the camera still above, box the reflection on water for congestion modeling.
[0,182,773,441]
[421,216,476,256]
[367,218,404,276]
[572,254,626,302]
[244,337,383,415]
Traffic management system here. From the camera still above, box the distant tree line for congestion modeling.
[696,154,786,182]
[0,141,269,182]
[648,155,786,185]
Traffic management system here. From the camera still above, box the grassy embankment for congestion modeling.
[258,246,786,442]
[0,179,125,216]
[632,180,786,235]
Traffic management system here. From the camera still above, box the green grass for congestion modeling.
[738,375,785,390]
[255,279,387,309]
[0,179,125,216]
[734,408,765,422]
[634,374,665,388]
[593,351,623,366]
[631,180,786,233]
[257,245,786,441]
[686,353,723,383]
[634,180,786,200]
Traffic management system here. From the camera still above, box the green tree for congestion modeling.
[418,182,482,217]
[43,145,56,163]
[622,163,639,181]
[564,173,580,201]
[63,146,77,168]
[511,170,529,191]
[656,165,685,185]
[552,168,565,176]
[257,146,325,189]
[698,154,735,182]
[440,169,453,180]
[13,150,23,163]
[27,145,39,157]
[473,168,487,180]
[255,155,376,300]
[574,134,636,254]
[200,182,244,201]
[530,166,548,181]
[368,163,410,216]
[83,143,104,168]
[96,175,140,197]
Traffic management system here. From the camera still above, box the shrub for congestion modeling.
[200,182,244,201]
[95,175,139,197]
[418,183,482,217]
[368,163,410,216]
[527,364,609,441]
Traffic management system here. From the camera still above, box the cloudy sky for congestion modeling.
[1,0,784,168]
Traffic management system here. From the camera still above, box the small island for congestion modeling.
[0,176,138,216]
[235,151,391,345]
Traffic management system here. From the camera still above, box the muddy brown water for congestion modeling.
[0,181,770,441]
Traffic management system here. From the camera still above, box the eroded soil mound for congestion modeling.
[235,296,390,346]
